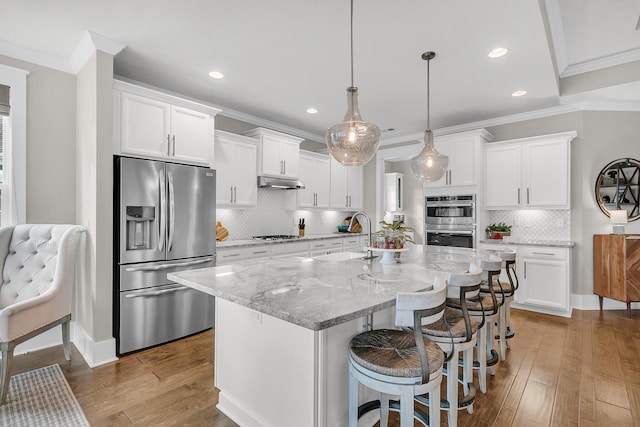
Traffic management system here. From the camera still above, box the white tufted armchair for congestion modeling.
[0,224,85,404]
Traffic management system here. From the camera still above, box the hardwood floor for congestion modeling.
[10,308,640,426]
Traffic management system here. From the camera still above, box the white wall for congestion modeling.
[0,54,77,223]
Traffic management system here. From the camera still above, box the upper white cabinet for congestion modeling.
[288,151,330,209]
[243,128,303,179]
[330,157,363,210]
[484,132,576,210]
[113,81,220,165]
[423,129,494,190]
[213,131,258,208]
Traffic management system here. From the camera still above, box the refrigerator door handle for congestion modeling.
[125,285,189,298]
[124,257,214,272]
[158,169,166,251]
[168,171,175,251]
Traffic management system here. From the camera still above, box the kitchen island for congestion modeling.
[168,245,480,427]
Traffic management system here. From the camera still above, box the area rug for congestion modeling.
[0,364,89,426]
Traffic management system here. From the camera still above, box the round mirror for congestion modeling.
[595,158,640,221]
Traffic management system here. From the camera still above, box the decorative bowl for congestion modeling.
[337,225,350,232]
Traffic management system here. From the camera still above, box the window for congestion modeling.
[0,64,27,226]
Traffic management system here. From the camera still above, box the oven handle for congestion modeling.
[426,202,475,207]
[125,285,189,298]
[428,230,475,236]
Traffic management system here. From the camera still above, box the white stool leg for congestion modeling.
[430,383,441,427]
[463,346,474,414]
[498,305,507,360]
[477,324,487,393]
[349,364,358,427]
[400,386,414,427]
[380,392,389,427]
[446,356,458,427]
[486,319,496,376]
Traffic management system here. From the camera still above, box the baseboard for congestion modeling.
[72,322,119,367]
[571,294,640,311]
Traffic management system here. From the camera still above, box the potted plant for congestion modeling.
[485,222,512,239]
[373,221,414,257]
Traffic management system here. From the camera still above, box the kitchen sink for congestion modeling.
[313,251,367,262]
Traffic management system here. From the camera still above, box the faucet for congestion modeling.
[348,211,377,259]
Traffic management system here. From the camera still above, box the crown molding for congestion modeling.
[0,40,73,74]
[560,48,640,78]
[70,31,125,74]
[572,100,640,112]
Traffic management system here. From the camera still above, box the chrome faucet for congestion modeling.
[348,211,377,259]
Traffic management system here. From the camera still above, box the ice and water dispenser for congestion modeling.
[126,206,155,250]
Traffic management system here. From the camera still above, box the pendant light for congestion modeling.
[325,0,380,167]
[410,51,448,182]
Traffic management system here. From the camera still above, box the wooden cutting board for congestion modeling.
[216,221,229,241]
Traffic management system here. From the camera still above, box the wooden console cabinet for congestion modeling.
[593,234,640,316]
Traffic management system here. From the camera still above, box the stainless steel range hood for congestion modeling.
[257,176,305,189]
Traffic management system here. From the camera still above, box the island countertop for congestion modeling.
[168,245,483,331]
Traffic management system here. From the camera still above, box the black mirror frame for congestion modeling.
[595,157,640,221]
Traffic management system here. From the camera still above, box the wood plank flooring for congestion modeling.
[9,308,640,426]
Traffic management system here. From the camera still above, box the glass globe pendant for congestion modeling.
[325,0,380,167]
[326,87,380,166]
[411,51,448,182]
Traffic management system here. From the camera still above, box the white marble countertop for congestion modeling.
[216,233,364,249]
[169,245,488,331]
[478,238,575,248]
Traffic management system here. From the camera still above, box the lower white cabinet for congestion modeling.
[517,246,571,315]
[477,243,572,317]
[216,246,272,265]
[310,238,344,256]
[271,241,311,258]
[342,235,366,252]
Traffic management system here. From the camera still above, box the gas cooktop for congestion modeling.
[252,235,300,241]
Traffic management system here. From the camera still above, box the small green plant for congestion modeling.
[485,222,512,233]
[373,221,415,249]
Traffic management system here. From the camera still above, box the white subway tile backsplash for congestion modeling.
[216,188,357,240]
[488,210,571,241]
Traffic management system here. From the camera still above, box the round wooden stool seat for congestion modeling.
[447,294,499,312]
[349,329,444,378]
[421,307,479,339]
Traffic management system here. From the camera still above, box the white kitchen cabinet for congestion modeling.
[477,242,572,317]
[484,132,576,209]
[114,80,219,165]
[423,129,494,190]
[243,127,303,179]
[330,157,363,210]
[291,151,330,209]
[342,235,366,252]
[517,246,571,317]
[213,131,258,208]
[271,241,311,258]
[216,246,272,265]
[310,238,344,256]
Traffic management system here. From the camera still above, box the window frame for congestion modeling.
[0,63,27,226]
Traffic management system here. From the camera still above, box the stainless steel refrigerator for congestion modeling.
[114,156,216,355]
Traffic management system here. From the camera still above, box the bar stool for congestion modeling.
[348,277,447,427]
[417,264,482,427]
[447,260,500,393]
[479,256,507,366]
[497,250,518,347]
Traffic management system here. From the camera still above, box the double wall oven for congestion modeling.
[425,195,476,248]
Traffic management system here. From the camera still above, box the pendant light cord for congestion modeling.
[350,0,355,88]
[426,55,430,131]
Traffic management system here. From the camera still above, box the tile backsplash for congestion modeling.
[488,210,571,241]
[216,188,357,240]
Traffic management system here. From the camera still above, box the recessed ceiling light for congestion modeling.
[512,90,527,97]
[208,71,224,79]
[488,47,508,58]
[306,108,318,114]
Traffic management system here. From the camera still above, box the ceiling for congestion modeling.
[1,0,639,143]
